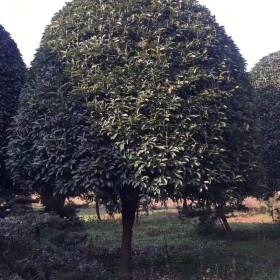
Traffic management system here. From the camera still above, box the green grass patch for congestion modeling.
[3,208,279,279]
[80,209,280,279]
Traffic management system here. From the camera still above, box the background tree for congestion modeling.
[250,51,280,214]
[186,79,257,235]
[6,49,97,213]
[7,0,254,275]
[0,25,26,202]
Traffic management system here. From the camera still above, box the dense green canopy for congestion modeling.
[0,25,26,201]
[7,0,255,202]
[251,51,280,192]
[6,0,255,273]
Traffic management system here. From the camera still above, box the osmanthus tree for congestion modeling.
[185,78,257,235]
[0,25,26,202]
[6,49,98,212]
[250,51,280,196]
[7,0,254,275]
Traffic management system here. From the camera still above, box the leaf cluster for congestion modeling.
[7,0,254,205]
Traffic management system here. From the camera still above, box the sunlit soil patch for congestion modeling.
[228,212,273,223]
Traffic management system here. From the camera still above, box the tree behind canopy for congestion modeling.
[0,25,26,202]
[7,0,254,275]
[250,51,280,195]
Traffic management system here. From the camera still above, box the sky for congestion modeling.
[1,0,280,70]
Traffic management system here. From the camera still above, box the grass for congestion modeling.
[1,207,279,279]
[78,207,280,279]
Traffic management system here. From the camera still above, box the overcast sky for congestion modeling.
[1,0,280,70]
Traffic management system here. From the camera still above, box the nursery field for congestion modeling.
[78,207,280,280]
[2,0,280,279]
[1,205,280,280]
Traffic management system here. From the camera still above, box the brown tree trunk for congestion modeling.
[95,197,101,220]
[220,213,232,235]
[120,196,138,278]
[215,204,232,236]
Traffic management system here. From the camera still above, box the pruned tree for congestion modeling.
[7,0,254,275]
[6,49,95,213]
[0,25,26,202]
[250,51,280,219]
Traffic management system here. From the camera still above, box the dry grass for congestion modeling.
[228,212,273,224]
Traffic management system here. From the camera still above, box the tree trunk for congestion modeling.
[215,204,232,236]
[40,186,65,214]
[182,197,188,215]
[95,197,101,220]
[220,214,232,235]
[120,196,138,278]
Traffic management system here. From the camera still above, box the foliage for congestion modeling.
[6,0,255,273]
[0,212,102,280]
[8,0,254,204]
[6,50,83,196]
[0,25,26,201]
[250,51,280,194]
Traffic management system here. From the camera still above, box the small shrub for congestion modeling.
[57,202,78,218]
[195,211,221,236]
[0,212,102,279]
